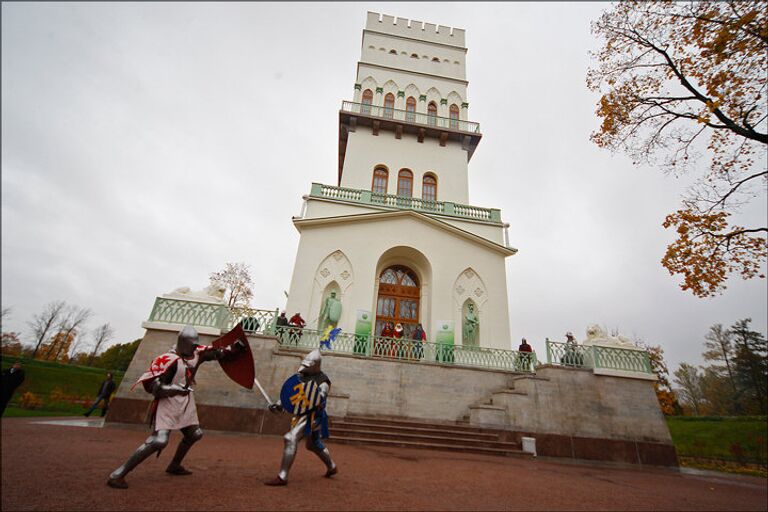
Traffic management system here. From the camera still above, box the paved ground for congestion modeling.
[2,417,766,511]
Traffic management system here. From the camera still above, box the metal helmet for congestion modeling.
[298,349,322,375]
[177,325,199,357]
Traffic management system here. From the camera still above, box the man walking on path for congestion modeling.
[84,372,116,417]
[1,361,25,416]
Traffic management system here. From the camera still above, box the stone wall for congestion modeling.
[107,327,676,465]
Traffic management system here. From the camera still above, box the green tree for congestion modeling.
[702,323,740,412]
[730,318,768,414]
[93,339,141,372]
[588,1,767,298]
[699,367,733,415]
[673,363,705,415]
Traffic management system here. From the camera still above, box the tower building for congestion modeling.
[285,12,516,349]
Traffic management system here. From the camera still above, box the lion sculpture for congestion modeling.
[582,324,637,349]
[164,284,227,303]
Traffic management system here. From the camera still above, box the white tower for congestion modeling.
[285,12,516,349]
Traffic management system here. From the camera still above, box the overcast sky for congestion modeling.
[2,2,766,373]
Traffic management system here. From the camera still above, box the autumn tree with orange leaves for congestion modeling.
[588,1,767,298]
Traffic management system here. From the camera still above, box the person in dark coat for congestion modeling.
[1,361,25,416]
[84,372,117,417]
[276,311,289,343]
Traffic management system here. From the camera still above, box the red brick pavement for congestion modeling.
[1,417,766,511]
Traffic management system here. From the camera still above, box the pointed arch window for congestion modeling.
[397,169,413,197]
[449,104,460,129]
[372,166,388,195]
[427,102,437,126]
[362,89,373,114]
[422,174,437,202]
[406,96,416,122]
[384,93,395,119]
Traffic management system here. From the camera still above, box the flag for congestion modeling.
[320,326,341,350]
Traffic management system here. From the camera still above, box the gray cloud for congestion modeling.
[2,2,765,372]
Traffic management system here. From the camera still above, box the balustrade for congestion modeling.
[147,298,536,373]
[342,101,480,134]
[545,340,653,374]
[312,183,501,224]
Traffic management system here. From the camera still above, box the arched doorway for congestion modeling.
[375,265,420,338]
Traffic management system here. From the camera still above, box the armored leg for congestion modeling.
[306,431,337,477]
[107,430,170,488]
[166,425,203,475]
[276,417,307,482]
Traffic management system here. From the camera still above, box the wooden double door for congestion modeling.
[375,265,420,339]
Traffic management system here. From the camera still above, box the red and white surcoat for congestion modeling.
[133,346,209,431]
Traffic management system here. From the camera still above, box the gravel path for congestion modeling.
[2,417,766,511]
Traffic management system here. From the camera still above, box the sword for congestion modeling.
[253,375,273,406]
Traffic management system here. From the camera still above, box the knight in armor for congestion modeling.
[107,325,245,489]
[264,349,337,486]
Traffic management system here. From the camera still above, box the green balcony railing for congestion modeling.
[545,340,653,374]
[147,297,279,336]
[274,326,536,372]
[146,297,535,373]
[310,183,502,224]
[342,101,480,134]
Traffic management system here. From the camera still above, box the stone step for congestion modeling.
[338,415,488,433]
[331,427,519,450]
[331,420,500,440]
[327,435,531,458]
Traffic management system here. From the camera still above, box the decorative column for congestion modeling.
[418,94,427,114]
[395,90,405,110]
[440,98,448,118]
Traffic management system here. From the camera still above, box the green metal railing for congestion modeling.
[310,183,502,224]
[147,297,279,336]
[227,306,280,335]
[342,101,481,133]
[274,326,536,372]
[148,297,228,329]
[545,340,653,374]
[146,297,535,373]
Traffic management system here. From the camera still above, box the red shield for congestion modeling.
[212,324,255,389]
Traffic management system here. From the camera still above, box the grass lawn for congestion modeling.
[1,356,125,417]
[2,406,87,418]
[667,416,767,477]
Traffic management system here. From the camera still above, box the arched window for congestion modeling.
[397,169,413,197]
[406,96,416,122]
[362,89,373,114]
[449,104,460,129]
[372,166,388,195]
[427,102,437,126]
[410,53,419,59]
[384,93,395,118]
[422,174,437,202]
[389,49,397,54]
[432,57,440,62]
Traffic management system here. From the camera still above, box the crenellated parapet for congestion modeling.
[366,11,465,47]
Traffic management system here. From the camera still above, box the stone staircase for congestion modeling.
[327,415,530,458]
[466,375,550,428]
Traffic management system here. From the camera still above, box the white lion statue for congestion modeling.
[164,284,227,303]
[582,324,636,349]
